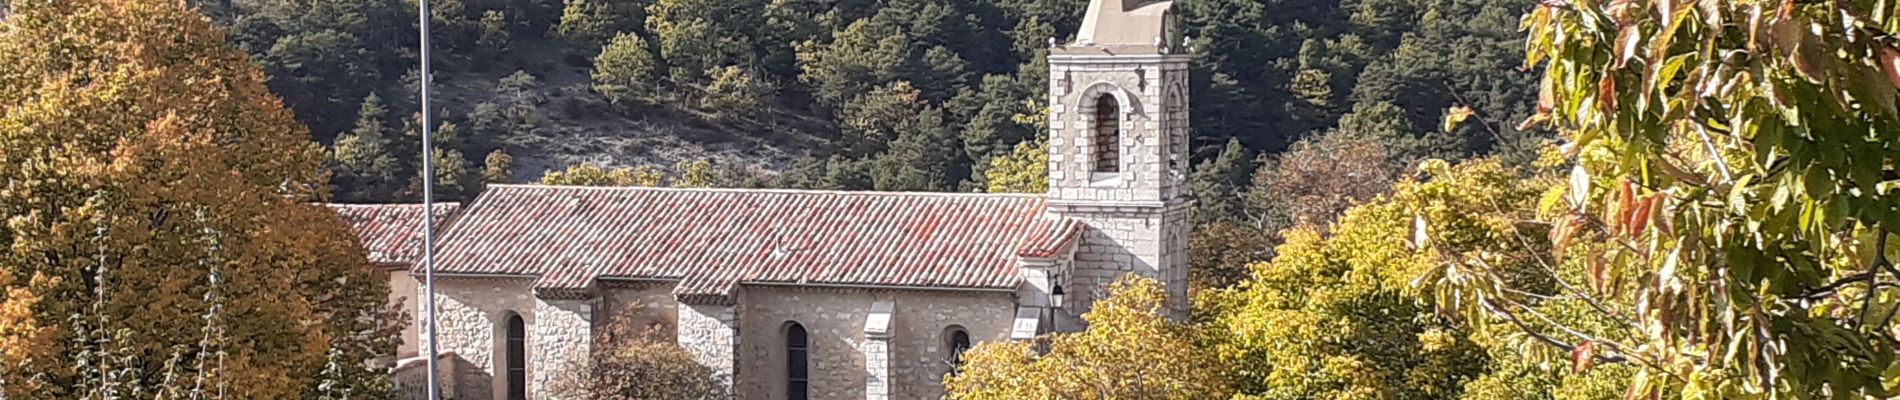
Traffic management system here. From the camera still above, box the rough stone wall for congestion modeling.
[862,335,889,400]
[531,298,595,398]
[1161,205,1191,314]
[1045,54,1194,322]
[886,291,1015,398]
[1045,56,1193,202]
[422,278,536,400]
[734,287,1015,400]
[1055,208,1158,318]
[678,302,740,396]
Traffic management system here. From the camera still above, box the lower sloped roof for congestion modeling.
[427,185,1071,300]
[329,203,461,267]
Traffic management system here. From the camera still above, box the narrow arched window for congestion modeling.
[1093,95,1121,173]
[504,314,527,400]
[946,327,972,371]
[786,322,809,400]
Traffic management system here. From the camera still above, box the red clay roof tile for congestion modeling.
[328,203,462,267]
[426,185,1071,298]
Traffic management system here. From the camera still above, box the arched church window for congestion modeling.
[786,322,809,400]
[1093,95,1121,173]
[945,327,972,372]
[504,313,526,400]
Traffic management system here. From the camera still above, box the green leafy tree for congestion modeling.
[778,155,834,190]
[644,0,766,83]
[223,0,408,136]
[330,93,406,202]
[672,159,718,188]
[593,32,659,105]
[1201,160,1548,399]
[1416,0,1900,396]
[477,10,512,59]
[947,276,1232,399]
[983,140,1047,194]
[914,45,972,101]
[406,122,477,201]
[1190,138,1255,225]
[554,0,644,48]
[482,149,516,184]
[870,107,963,191]
[837,81,925,156]
[699,65,773,118]
[257,30,383,136]
[796,17,910,109]
[481,71,548,142]
[820,155,875,190]
[540,163,665,187]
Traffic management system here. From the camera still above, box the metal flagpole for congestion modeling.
[418,0,442,397]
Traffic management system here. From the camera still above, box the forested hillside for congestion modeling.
[186,0,1545,204]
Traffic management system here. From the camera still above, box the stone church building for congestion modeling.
[338,1,1192,398]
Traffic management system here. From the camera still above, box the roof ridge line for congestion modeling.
[484,184,1050,198]
[323,202,464,207]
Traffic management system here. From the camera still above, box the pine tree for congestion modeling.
[1188,138,1253,225]
[476,10,512,59]
[330,93,405,202]
[870,108,962,191]
[482,149,516,184]
[593,32,659,105]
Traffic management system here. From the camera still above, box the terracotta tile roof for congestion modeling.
[429,185,1075,301]
[1016,218,1085,258]
[329,203,462,266]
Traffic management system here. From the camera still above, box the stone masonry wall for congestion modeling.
[1053,208,1160,320]
[678,302,740,396]
[423,278,536,400]
[1046,56,1193,202]
[531,298,594,398]
[734,287,1015,400]
[1045,54,1194,323]
[885,291,1015,398]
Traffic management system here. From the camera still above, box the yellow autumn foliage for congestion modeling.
[945,276,1232,400]
[0,0,400,398]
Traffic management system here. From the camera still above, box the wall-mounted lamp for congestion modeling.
[1050,282,1066,309]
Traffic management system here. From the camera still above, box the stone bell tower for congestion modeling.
[1044,0,1192,323]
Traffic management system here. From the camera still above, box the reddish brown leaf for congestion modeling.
[1572,340,1598,373]
[1628,194,1657,237]
[1614,26,1642,69]
[1881,45,1900,89]
[1606,180,1634,234]
[1552,215,1579,258]
[1745,4,1766,52]
[1607,0,1637,23]
[1517,113,1551,131]
[1598,74,1619,114]
[1588,255,1609,296]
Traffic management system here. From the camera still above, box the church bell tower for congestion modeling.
[1045,0,1192,321]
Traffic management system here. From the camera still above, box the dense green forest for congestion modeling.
[188,0,1547,204]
